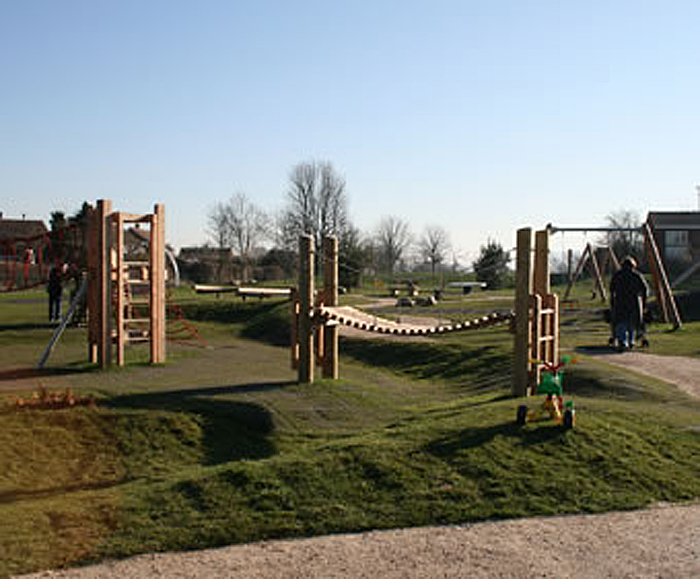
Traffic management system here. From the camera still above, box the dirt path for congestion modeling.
[582,350,700,399]
[14,351,700,578]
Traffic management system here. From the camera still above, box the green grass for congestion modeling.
[2,285,700,576]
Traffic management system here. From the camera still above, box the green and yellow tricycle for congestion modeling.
[516,358,576,429]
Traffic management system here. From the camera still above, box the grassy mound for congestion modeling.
[3,376,700,577]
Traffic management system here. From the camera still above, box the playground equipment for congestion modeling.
[564,243,620,302]
[86,199,166,368]
[291,234,515,384]
[516,357,575,429]
[512,228,560,397]
[548,222,682,329]
[0,200,167,369]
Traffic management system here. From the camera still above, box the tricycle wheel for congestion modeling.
[516,405,528,426]
[563,408,575,430]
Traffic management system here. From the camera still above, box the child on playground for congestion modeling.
[47,264,64,322]
[610,256,649,351]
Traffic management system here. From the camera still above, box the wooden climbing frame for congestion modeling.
[513,228,560,397]
[87,199,166,368]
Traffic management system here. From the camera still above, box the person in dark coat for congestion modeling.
[47,264,64,322]
[610,256,648,351]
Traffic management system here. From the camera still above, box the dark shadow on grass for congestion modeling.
[340,338,511,394]
[107,380,296,465]
[425,421,566,459]
[0,364,97,383]
[569,351,672,402]
[0,322,56,331]
[575,345,618,355]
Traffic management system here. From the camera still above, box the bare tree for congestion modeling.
[376,216,412,275]
[229,193,271,280]
[604,209,644,262]
[278,160,349,254]
[208,193,271,281]
[419,225,451,278]
[207,201,231,249]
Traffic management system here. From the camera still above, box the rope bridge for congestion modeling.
[318,305,514,336]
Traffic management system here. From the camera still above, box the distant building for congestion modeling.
[0,212,49,260]
[646,211,700,267]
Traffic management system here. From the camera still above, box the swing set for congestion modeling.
[548,221,682,329]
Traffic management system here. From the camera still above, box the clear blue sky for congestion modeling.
[2,0,699,264]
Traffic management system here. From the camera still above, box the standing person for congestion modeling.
[610,256,648,351]
[47,264,64,322]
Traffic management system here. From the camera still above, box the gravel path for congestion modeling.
[18,503,700,579]
[584,350,700,400]
[14,351,700,578]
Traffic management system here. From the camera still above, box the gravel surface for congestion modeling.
[586,350,700,400]
[18,503,700,579]
[14,352,700,578]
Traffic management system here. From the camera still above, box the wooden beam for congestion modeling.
[115,213,126,366]
[588,245,607,302]
[119,212,152,224]
[86,204,99,363]
[512,228,532,397]
[563,244,591,300]
[290,288,299,370]
[322,236,339,380]
[533,229,550,296]
[97,199,113,369]
[643,222,682,328]
[150,204,166,363]
[298,234,314,383]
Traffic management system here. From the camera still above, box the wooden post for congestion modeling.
[290,288,299,370]
[589,245,607,302]
[533,229,550,296]
[87,204,99,363]
[298,234,314,383]
[564,244,590,300]
[115,213,126,366]
[322,236,339,380]
[315,299,324,368]
[567,249,573,284]
[150,204,167,363]
[97,199,113,369]
[608,246,620,271]
[643,222,682,328]
[512,228,532,397]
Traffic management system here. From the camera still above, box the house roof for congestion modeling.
[0,218,49,243]
[647,211,700,230]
